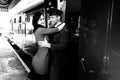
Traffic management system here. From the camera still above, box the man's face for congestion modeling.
[49,15,60,27]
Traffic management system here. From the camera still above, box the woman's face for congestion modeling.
[38,15,45,26]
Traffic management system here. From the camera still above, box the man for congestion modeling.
[39,8,69,80]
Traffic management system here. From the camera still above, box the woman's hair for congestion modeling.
[32,12,44,32]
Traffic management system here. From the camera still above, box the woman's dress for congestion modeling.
[32,28,59,75]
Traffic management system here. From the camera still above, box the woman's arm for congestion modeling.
[37,23,65,35]
[40,28,59,34]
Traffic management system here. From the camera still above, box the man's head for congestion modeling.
[47,8,63,27]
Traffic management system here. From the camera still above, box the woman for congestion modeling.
[28,12,65,80]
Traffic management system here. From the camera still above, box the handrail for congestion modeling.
[4,35,31,73]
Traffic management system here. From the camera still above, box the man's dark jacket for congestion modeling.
[49,25,69,67]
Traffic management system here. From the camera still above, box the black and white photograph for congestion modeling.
[5,0,118,80]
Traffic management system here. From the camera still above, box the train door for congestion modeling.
[80,0,115,80]
[108,0,120,80]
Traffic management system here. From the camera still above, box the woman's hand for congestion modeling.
[57,23,65,31]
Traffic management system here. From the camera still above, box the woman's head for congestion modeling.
[32,12,44,32]
[38,15,45,26]
[32,12,42,25]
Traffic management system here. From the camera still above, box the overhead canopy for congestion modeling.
[9,0,44,15]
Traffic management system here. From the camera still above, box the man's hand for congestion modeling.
[38,38,51,48]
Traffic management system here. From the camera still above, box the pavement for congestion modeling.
[0,35,28,80]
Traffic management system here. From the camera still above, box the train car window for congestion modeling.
[19,16,22,23]
[14,18,16,23]
[25,14,30,22]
